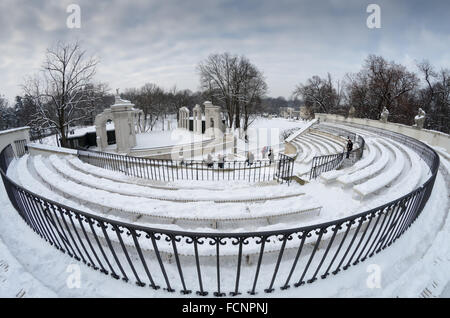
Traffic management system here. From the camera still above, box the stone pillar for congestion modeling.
[204,101,223,138]
[193,104,202,134]
[111,97,138,153]
[179,107,189,130]
[95,124,108,150]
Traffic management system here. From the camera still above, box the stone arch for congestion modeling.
[178,107,190,130]
[95,93,142,153]
[95,109,114,150]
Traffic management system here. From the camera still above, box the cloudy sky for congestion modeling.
[1,0,449,103]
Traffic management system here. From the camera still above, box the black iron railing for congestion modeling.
[0,128,439,296]
[14,139,27,157]
[77,149,294,184]
[309,129,365,180]
[309,153,345,180]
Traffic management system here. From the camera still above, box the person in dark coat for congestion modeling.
[205,153,213,168]
[346,137,353,158]
[268,148,274,164]
[245,151,255,166]
[218,154,224,168]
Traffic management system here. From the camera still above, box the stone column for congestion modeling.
[193,104,202,134]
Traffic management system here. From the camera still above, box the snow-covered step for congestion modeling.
[298,135,329,155]
[308,131,345,153]
[49,154,305,203]
[68,156,272,191]
[293,138,315,163]
[295,137,321,162]
[292,140,310,162]
[290,140,304,158]
[311,129,347,147]
[337,139,391,187]
[32,155,321,229]
[305,132,339,154]
[383,139,427,197]
[15,155,101,218]
[353,139,406,199]
[320,139,378,183]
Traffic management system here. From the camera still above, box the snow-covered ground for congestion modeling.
[2,117,448,297]
[0,160,447,297]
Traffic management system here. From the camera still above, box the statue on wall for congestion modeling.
[380,107,389,123]
[348,106,356,118]
[414,108,426,129]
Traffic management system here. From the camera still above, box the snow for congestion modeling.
[321,140,377,183]
[285,119,317,142]
[1,118,448,297]
[134,129,212,149]
[50,154,306,202]
[0,165,447,297]
[353,138,405,198]
[28,143,78,155]
[337,138,390,186]
[33,154,321,223]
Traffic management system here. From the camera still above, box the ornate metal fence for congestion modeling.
[77,149,294,184]
[0,129,439,296]
[14,139,27,157]
[309,131,365,180]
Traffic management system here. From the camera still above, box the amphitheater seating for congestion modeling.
[315,122,432,203]
[308,132,345,153]
[289,128,349,167]
[11,153,322,231]
[50,154,305,203]
[320,140,378,183]
[298,135,329,155]
[337,139,390,187]
[353,139,405,199]
[380,138,426,197]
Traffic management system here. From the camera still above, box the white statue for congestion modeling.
[414,108,426,129]
[348,106,356,118]
[380,107,389,123]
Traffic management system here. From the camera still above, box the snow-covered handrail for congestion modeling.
[285,119,317,143]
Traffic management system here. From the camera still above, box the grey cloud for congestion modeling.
[0,0,449,102]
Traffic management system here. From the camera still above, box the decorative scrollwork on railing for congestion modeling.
[0,127,440,296]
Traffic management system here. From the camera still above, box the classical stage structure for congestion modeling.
[178,101,225,137]
[95,91,142,153]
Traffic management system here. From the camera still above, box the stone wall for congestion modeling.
[316,113,450,152]
[0,127,30,156]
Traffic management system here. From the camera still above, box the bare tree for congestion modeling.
[23,41,99,147]
[417,61,450,132]
[198,53,267,131]
[293,73,340,114]
[240,66,268,132]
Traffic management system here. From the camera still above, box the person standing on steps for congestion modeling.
[268,148,274,164]
[246,151,255,166]
[346,137,353,159]
[205,153,213,168]
[218,154,224,169]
